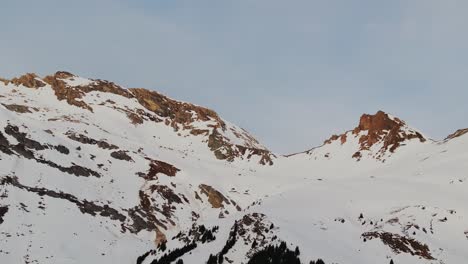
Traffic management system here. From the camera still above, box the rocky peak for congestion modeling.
[353,111,426,151]
[321,111,426,160]
[9,73,46,88]
[356,110,399,132]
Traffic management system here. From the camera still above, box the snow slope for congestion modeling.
[0,72,466,264]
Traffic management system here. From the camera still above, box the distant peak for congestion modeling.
[317,110,426,161]
[356,111,402,132]
[353,111,426,159]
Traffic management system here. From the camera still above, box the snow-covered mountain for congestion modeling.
[0,72,466,264]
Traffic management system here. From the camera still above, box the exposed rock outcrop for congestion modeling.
[1,103,35,113]
[66,132,119,150]
[1,125,100,177]
[43,71,132,111]
[0,206,8,224]
[353,111,426,153]
[10,73,46,88]
[131,88,273,163]
[145,159,180,180]
[445,128,468,140]
[110,150,133,162]
[129,88,225,131]
[5,71,273,165]
[319,111,426,160]
[199,184,230,209]
[362,231,434,260]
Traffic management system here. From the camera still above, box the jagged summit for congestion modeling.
[302,111,427,161]
[352,110,426,152]
[356,110,400,131]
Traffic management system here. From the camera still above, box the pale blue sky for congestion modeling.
[2,0,468,153]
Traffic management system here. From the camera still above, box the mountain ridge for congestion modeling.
[1,71,274,164]
[3,71,466,157]
[0,71,467,264]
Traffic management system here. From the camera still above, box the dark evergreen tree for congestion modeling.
[247,242,302,264]
[206,254,217,264]
[158,241,167,251]
[136,250,155,264]
[251,240,257,249]
[310,259,325,264]
[203,222,239,264]
[150,243,197,264]
[295,246,300,256]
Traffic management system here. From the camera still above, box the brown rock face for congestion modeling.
[129,88,225,130]
[322,111,426,160]
[324,135,339,145]
[10,73,46,88]
[43,71,132,112]
[145,159,180,180]
[353,111,426,154]
[5,71,273,164]
[155,228,167,245]
[445,128,468,140]
[1,103,34,113]
[129,89,273,164]
[362,231,434,260]
[357,110,397,131]
[198,184,230,209]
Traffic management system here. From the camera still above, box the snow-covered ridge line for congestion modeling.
[1,71,468,264]
[0,71,273,165]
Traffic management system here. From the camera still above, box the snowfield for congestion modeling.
[0,72,467,264]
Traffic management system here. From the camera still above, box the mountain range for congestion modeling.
[0,72,467,264]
